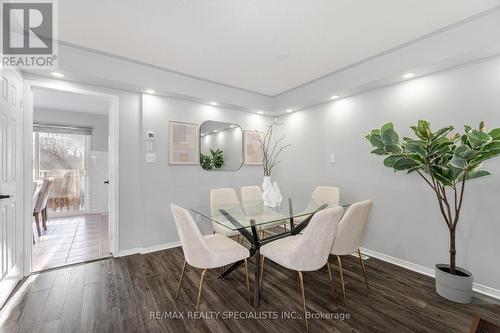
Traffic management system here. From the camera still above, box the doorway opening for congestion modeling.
[30,87,112,272]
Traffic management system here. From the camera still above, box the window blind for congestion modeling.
[33,123,93,136]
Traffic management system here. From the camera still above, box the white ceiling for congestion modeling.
[59,0,500,96]
[33,88,110,115]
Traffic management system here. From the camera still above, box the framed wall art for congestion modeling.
[169,121,199,164]
[244,130,263,165]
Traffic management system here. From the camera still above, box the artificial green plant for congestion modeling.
[366,120,500,274]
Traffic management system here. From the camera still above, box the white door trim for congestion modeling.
[22,80,119,276]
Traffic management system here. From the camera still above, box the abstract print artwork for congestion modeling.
[244,130,263,165]
[169,121,199,164]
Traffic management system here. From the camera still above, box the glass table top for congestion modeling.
[191,195,347,231]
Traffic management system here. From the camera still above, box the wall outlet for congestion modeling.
[329,154,336,163]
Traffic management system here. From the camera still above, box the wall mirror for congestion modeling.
[200,120,243,171]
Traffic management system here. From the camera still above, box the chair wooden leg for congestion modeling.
[244,258,251,303]
[175,260,187,300]
[357,249,369,290]
[34,213,41,237]
[326,261,337,304]
[195,269,208,311]
[297,271,309,332]
[336,255,347,305]
[259,256,265,293]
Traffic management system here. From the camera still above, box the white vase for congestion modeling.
[262,176,281,207]
[272,182,283,206]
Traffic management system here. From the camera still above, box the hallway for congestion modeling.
[32,215,109,271]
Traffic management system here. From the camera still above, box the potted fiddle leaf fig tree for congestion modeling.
[366,120,500,303]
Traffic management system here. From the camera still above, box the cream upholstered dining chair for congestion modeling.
[311,186,340,203]
[32,181,43,243]
[330,200,373,305]
[33,178,54,236]
[294,186,340,226]
[240,186,287,238]
[259,206,344,331]
[171,204,251,310]
[210,188,242,239]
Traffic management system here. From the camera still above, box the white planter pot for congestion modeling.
[435,264,473,304]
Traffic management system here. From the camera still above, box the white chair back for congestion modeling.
[32,181,43,208]
[210,188,241,235]
[291,206,343,271]
[240,186,262,202]
[312,186,340,204]
[171,204,211,269]
[331,200,372,255]
[210,188,240,207]
[34,178,54,213]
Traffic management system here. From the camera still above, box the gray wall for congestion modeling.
[33,108,109,151]
[274,56,500,290]
[142,95,269,247]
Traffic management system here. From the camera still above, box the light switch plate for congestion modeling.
[329,154,336,163]
[146,153,157,163]
[146,141,153,152]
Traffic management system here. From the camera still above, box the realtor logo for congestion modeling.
[1,0,58,68]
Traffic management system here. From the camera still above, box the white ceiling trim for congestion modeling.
[58,0,500,95]
[28,5,500,116]
[274,5,500,97]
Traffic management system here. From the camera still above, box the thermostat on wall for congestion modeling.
[147,131,156,140]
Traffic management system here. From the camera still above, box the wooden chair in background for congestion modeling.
[33,178,54,237]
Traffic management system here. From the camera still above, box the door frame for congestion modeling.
[22,79,120,275]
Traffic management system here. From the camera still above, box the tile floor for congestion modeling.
[32,214,110,272]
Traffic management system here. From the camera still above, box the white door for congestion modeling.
[0,68,23,307]
[90,151,109,214]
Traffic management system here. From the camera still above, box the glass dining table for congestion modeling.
[191,196,349,306]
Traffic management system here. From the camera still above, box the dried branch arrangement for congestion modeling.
[257,124,291,176]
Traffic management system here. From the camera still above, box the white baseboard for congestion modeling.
[359,247,500,300]
[115,241,181,257]
[115,247,141,257]
[141,241,180,254]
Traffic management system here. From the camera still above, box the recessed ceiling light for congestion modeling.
[210,101,218,106]
[229,125,235,128]
[145,89,155,94]
[257,111,264,114]
[51,72,64,78]
[213,130,218,133]
[286,109,293,113]
[402,72,416,79]
[330,95,339,100]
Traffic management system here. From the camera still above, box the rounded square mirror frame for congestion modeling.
[199,120,244,171]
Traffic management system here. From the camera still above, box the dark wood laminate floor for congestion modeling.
[1,246,499,333]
